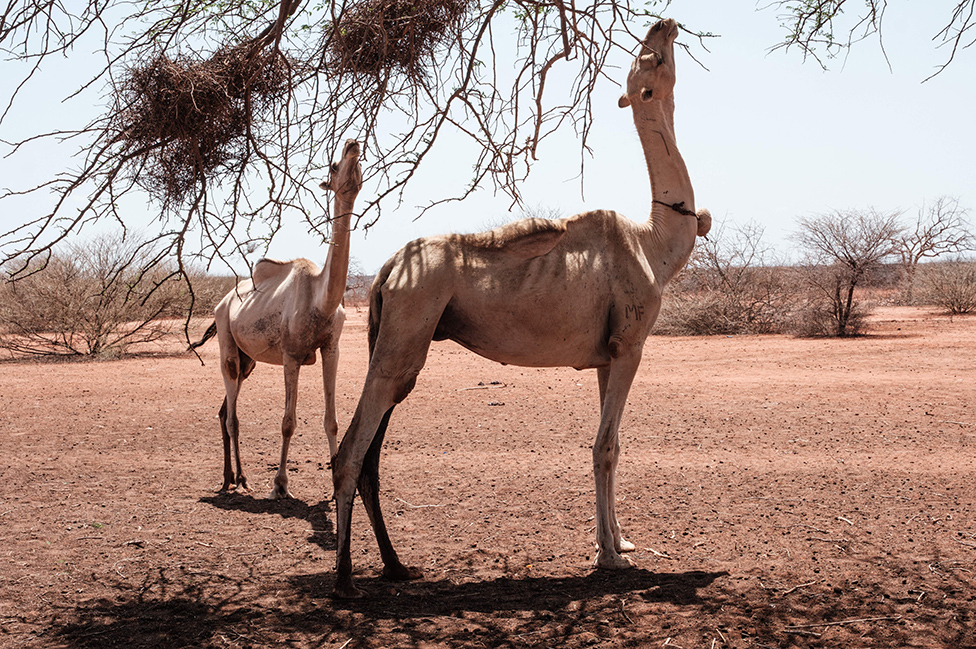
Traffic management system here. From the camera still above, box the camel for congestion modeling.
[190,139,363,499]
[329,18,711,598]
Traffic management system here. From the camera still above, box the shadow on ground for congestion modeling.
[44,568,727,648]
[200,492,337,551]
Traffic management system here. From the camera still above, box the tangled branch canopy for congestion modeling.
[0,0,971,316]
[112,46,295,208]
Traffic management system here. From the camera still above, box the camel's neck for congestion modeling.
[316,196,354,312]
[631,96,698,286]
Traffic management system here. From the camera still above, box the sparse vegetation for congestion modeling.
[656,222,802,336]
[0,233,233,358]
[892,196,974,304]
[921,259,976,315]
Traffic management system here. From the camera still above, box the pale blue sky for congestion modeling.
[1,2,973,273]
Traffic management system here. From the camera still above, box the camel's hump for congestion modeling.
[460,218,568,260]
[252,257,318,286]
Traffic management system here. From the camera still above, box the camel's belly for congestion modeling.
[451,335,611,370]
[437,308,611,370]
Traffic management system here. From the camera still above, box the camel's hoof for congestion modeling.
[594,549,636,570]
[617,538,637,553]
[219,481,249,494]
[383,563,424,582]
[332,580,365,599]
[268,484,292,500]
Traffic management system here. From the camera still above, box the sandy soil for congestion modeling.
[1,306,975,648]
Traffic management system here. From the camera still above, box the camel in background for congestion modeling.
[329,19,711,598]
[190,139,362,498]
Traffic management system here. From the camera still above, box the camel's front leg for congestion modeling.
[597,365,636,555]
[593,353,641,569]
[332,390,400,598]
[269,357,301,499]
[332,355,430,597]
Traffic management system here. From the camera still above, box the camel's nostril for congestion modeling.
[641,88,653,102]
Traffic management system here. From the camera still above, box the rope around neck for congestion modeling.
[653,199,698,219]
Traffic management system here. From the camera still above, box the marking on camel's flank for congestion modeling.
[625,304,645,320]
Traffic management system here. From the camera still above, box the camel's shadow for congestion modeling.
[200,491,336,550]
[293,568,727,616]
[200,492,724,613]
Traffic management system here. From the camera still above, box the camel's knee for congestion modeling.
[332,460,358,496]
[325,418,339,458]
[281,413,297,440]
[223,356,241,382]
[592,443,620,472]
[393,374,418,404]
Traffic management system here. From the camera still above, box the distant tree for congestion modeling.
[0,233,190,357]
[893,197,973,303]
[793,208,903,336]
[344,256,372,309]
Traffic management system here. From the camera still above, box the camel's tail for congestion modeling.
[188,321,218,351]
[366,261,395,360]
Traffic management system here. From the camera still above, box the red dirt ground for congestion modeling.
[1,306,975,648]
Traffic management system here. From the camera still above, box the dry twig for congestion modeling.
[785,615,903,630]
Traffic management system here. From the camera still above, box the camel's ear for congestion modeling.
[618,93,631,108]
[319,180,330,191]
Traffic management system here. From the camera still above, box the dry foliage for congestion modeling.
[329,0,470,79]
[110,45,295,208]
[793,208,902,337]
[655,223,802,336]
[921,259,976,315]
[0,234,223,358]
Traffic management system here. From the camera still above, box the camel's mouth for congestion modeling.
[342,139,361,159]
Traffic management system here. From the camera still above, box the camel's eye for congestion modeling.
[331,162,339,173]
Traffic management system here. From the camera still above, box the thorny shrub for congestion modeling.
[0,234,231,358]
[920,259,976,315]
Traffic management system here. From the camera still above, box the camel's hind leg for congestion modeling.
[269,356,302,499]
[357,407,423,582]
[593,353,641,569]
[218,349,255,492]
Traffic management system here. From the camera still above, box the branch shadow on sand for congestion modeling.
[296,567,729,616]
[199,491,336,550]
[47,567,728,649]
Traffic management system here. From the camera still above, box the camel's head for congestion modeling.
[320,139,363,200]
[618,18,679,109]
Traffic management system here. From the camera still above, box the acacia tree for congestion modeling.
[0,0,972,320]
[893,196,974,303]
[793,208,903,336]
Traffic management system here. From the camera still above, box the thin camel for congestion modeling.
[191,139,362,498]
[330,19,711,598]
